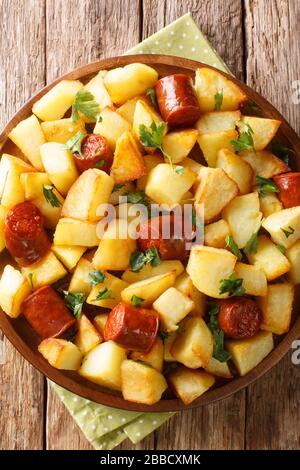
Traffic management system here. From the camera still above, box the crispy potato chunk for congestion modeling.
[0,154,36,209]
[38,339,83,370]
[234,262,267,296]
[204,219,231,248]
[87,273,129,309]
[122,260,184,283]
[196,111,241,134]
[162,129,198,164]
[153,287,195,332]
[9,115,45,170]
[110,130,146,183]
[0,265,31,318]
[286,240,300,284]
[169,367,215,405]
[246,235,290,281]
[41,118,86,143]
[75,314,102,355]
[259,193,283,217]
[84,70,112,114]
[94,107,131,151]
[54,218,99,247]
[51,245,86,271]
[197,129,238,167]
[258,283,294,335]
[216,148,253,195]
[174,272,206,317]
[93,313,108,335]
[239,149,289,178]
[20,172,51,200]
[262,207,300,249]
[69,258,93,296]
[204,357,232,379]
[237,116,281,151]
[32,188,64,230]
[131,337,164,372]
[22,252,67,289]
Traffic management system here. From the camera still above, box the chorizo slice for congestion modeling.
[22,285,76,339]
[273,172,300,208]
[218,297,262,339]
[155,74,201,127]
[73,134,113,173]
[103,302,159,352]
[4,202,51,267]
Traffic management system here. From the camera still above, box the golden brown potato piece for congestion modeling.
[75,314,102,355]
[216,148,253,195]
[168,367,215,405]
[110,130,146,183]
[204,219,231,248]
[197,129,238,167]
[38,339,83,370]
[246,235,290,281]
[0,265,31,318]
[258,283,294,335]
[237,116,281,151]
[239,149,289,179]
[130,337,164,372]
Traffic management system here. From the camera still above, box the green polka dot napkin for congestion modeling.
[52,12,231,450]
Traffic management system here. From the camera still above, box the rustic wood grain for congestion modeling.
[144,0,247,451]
[244,0,300,449]
[0,0,45,450]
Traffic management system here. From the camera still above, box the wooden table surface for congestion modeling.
[0,0,300,450]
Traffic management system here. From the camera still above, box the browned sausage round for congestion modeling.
[273,172,300,208]
[155,74,201,127]
[4,202,51,267]
[218,297,262,339]
[73,134,113,173]
[22,285,76,339]
[103,302,159,352]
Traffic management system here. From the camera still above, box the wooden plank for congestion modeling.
[45,0,141,450]
[0,0,46,450]
[142,0,246,450]
[244,0,300,449]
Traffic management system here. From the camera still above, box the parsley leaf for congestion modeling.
[271,140,293,165]
[207,302,231,362]
[95,160,105,168]
[158,330,170,341]
[88,270,105,287]
[175,166,184,175]
[219,273,245,297]
[63,291,86,320]
[146,88,157,107]
[281,226,295,238]
[71,90,100,122]
[28,273,34,289]
[231,123,255,152]
[112,184,125,193]
[276,243,287,254]
[246,100,261,114]
[125,190,149,205]
[225,235,242,260]
[256,176,279,197]
[131,295,145,307]
[139,121,173,166]
[244,231,259,254]
[130,247,161,272]
[65,130,86,157]
[92,288,113,301]
[43,184,62,208]
[214,89,223,111]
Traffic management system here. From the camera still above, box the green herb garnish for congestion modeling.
[43,184,62,208]
[276,243,287,254]
[271,141,292,165]
[219,273,245,297]
[244,231,259,254]
[125,190,149,205]
[130,247,161,272]
[214,89,223,111]
[208,302,231,362]
[112,184,125,193]
[92,288,113,301]
[131,295,145,307]
[65,130,86,157]
[139,121,173,166]
[71,90,100,122]
[95,160,105,168]
[63,291,86,320]
[225,235,242,260]
[28,273,34,289]
[231,123,255,152]
[192,206,204,231]
[88,270,105,287]
[246,100,261,114]
[281,226,295,238]
[175,166,185,175]
[146,88,157,107]
[158,330,170,341]
[256,176,279,197]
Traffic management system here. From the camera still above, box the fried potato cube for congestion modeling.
[54,218,99,247]
[93,313,108,335]
[104,63,158,105]
[116,97,139,124]
[204,219,230,249]
[259,193,283,217]
[75,314,102,355]
[79,341,127,390]
[197,129,238,167]
[222,192,262,248]
[0,265,31,318]
[21,252,67,289]
[20,172,51,200]
[239,149,289,178]
[226,331,274,376]
[0,206,7,253]
[168,367,215,405]
[174,272,206,316]
[262,207,300,249]
[234,262,267,296]
[87,272,129,309]
[93,219,136,271]
[196,110,241,134]
[41,118,86,143]
[187,246,237,299]
[130,337,164,372]
[121,270,177,307]
[94,107,131,150]
[9,115,45,170]
[204,357,232,379]
[69,257,93,295]
[84,70,112,113]
[122,259,184,283]
[153,287,195,332]
[195,67,247,112]
[171,316,213,368]
[286,240,300,284]
[121,359,167,405]
[32,188,64,230]
[216,148,253,195]
[51,245,86,270]
[246,235,290,281]
[133,98,164,143]
[38,338,83,370]
[110,130,146,183]
[136,153,164,191]
[0,154,36,209]
[259,283,294,335]
[194,167,238,223]
[33,79,83,121]
[145,163,196,205]
[162,128,198,164]
[163,331,177,362]
[40,142,79,196]
[108,181,135,205]
[237,116,281,151]
[62,169,114,221]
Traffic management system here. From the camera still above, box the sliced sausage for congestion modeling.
[73,134,113,173]
[4,202,51,267]
[155,74,201,127]
[273,172,300,208]
[22,285,76,339]
[103,302,159,352]
[218,297,262,339]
